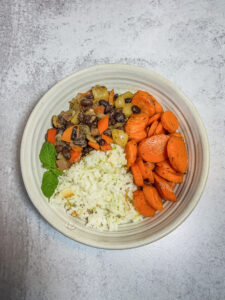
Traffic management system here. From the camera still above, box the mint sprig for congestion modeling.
[40,141,62,199]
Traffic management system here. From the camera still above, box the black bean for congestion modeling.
[83,114,91,124]
[58,115,66,125]
[71,127,77,140]
[82,105,92,112]
[81,98,93,107]
[109,118,116,125]
[85,93,94,99]
[132,105,141,113]
[125,97,132,103]
[55,145,63,153]
[114,94,119,100]
[65,143,71,150]
[103,129,112,137]
[115,112,125,122]
[95,135,102,142]
[78,112,84,123]
[99,100,108,107]
[104,105,114,114]
[98,139,105,146]
[62,147,71,160]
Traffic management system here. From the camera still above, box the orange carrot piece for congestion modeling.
[125,140,137,168]
[61,126,74,143]
[167,136,188,173]
[168,182,176,190]
[125,113,149,134]
[108,89,114,105]
[153,172,177,202]
[148,120,159,137]
[100,144,112,152]
[94,105,105,114]
[161,111,179,133]
[71,145,82,152]
[69,150,81,163]
[143,185,163,211]
[138,134,169,163]
[101,134,113,144]
[144,163,155,183]
[132,91,155,117]
[169,132,183,138]
[131,163,144,186]
[128,130,147,142]
[98,115,109,134]
[154,122,165,135]
[148,113,162,125]
[88,141,100,150]
[155,167,183,183]
[133,190,156,217]
[47,128,57,145]
[136,157,147,179]
[154,100,163,113]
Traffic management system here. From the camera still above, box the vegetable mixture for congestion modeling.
[40,85,188,221]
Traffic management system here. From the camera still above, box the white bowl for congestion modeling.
[20,64,209,249]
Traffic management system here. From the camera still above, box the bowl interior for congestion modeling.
[20,64,209,249]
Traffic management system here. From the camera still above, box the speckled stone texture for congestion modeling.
[0,0,225,299]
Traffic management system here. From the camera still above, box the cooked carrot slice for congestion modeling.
[167,136,188,173]
[154,100,164,113]
[94,105,105,114]
[155,167,183,183]
[62,126,74,143]
[47,128,57,145]
[108,89,114,105]
[132,91,155,117]
[138,134,169,163]
[125,113,149,134]
[133,190,156,217]
[154,122,165,135]
[168,182,176,190]
[98,115,109,134]
[101,134,113,144]
[143,185,163,211]
[161,111,179,133]
[169,132,183,138]
[148,120,158,137]
[125,140,137,168]
[100,144,112,152]
[69,150,81,163]
[144,163,154,183]
[88,141,100,150]
[131,163,144,186]
[153,172,177,202]
[136,157,147,179]
[128,130,147,142]
[148,113,162,125]
[156,160,175,171]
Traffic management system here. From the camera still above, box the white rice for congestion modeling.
[51,144,142,231]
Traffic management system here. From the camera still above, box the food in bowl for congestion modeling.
[39,85,188,230]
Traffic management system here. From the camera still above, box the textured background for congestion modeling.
[1,0,225,299]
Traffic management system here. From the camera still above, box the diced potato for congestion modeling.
[71,111,79,124]
[112,129,128,147]
[114,91,133,108]
[122,91,133,100]
[115,95,125,108]
[92,85,109,101]
[122,104,133,118]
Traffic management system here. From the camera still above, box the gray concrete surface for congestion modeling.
[1,0,225,299]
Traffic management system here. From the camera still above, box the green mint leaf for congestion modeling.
[41,170,58,198]
[51,168,63,176]
[40,141,56,169]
